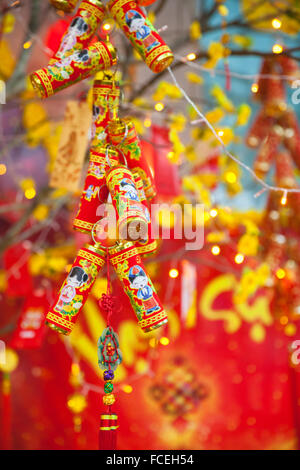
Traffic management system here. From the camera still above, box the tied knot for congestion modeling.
[99,293,115,313]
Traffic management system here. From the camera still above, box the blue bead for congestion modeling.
[104,370,114,381]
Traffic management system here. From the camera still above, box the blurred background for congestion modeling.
[1,0,300,450]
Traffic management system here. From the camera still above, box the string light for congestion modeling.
[155,102,165,112]
[23,40,32,49]
[210,208,218,218]
[122,384,133,394]
[272,18,282,29]
[211,245,221,255]
[186,52,197,61]
[24,188,36,199]
[251,83,259,93]
[101,20,114,34]
[0,164,7,175]
[225,171,237,184]
[279,315,288,325]
[167,151,175,161]
[235,253,244,264]
[280,191,287,206]
[144,118,152,128]
[160,337,170,346]
[276,268,286,280]
[169,268,179,278]
[272,43,283,54]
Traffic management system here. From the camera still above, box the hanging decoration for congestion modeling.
[107,0,173,73]
[30,0,174,449]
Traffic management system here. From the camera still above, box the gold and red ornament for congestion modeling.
[91,77,121,150]
[107,241,167,332]
[73,146,119,233]
[107,0,173,73]
[107,117,157,200]
[46,243,106,334]
[105,164,149,242]
[50,0,106,61]
[30,41,117,98]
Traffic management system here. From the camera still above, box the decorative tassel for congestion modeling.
[99,411,118,450]
[97,251,122,451]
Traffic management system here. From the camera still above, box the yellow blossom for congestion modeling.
[132,97,149,108]
[33,204,49,221]
[237,234,259,256]
[2,13,15,34]
[29,253,47,276]
[186,72,204,85]
[217,127,234,145]
[232,34,252,49]
[169,114,187,132]
[211,85,235,112]
[0,40,16,79]
[152,81,182,101]
[203,42,228,69]
[206,107,225,124]
[23,102,50,147]
[236,103,252,127]
[20,178,35,191]
[185,145,197,161]
[189,20,202,40]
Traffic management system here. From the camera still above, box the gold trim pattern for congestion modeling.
[145,46,173,70]
[100,426,119,430]
[46,312,74,331]
[78,249,106,266]
[101,414,118,420]
[34,69,53,97]
[108,241,134,255]
[73,219,94,231]
[139,311,168,329]
[81,2,106,20]
[93,85,121,97]
[144,318,168,332]
[137,241,157,255]
[108,0,131,18]
[110,246,139,264]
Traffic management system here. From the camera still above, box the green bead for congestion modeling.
[104,381,114,394]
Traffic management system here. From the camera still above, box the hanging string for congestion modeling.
[175,54,300,82]
[167,66,300,198]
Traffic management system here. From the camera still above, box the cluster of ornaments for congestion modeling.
[30,0,172,336]
[31,0,173,99]
[30,0,172,449]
